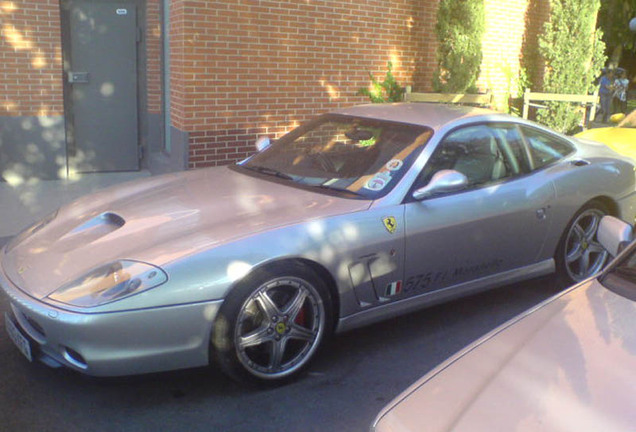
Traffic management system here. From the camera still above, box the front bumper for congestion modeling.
[1,267,222,377]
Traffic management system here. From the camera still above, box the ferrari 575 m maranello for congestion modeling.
[2,103,635,384]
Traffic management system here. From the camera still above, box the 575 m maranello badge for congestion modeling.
[383,216,397,234]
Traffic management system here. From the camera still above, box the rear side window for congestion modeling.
[490,123,531,174]
[520,126,574,169]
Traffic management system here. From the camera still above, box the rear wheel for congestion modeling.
[556,201,609,285]
[212,262,333,384]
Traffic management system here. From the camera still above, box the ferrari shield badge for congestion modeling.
[382,216,397,234]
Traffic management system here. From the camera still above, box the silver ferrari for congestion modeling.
[2,103,635,384]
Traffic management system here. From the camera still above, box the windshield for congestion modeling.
[240,114,433,199]
[601,244,636,301]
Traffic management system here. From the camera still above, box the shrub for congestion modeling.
[357,62,405,103]
[433,0,485,93]
[537,0,606,133]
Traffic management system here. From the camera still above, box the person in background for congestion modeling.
[613,68,629,114]
[599,68,615,122]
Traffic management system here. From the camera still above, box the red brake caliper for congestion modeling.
[294,304,306,326]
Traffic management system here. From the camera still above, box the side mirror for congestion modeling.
[412,170,468,201]
[598,215,634,257]
[255,136,271,152]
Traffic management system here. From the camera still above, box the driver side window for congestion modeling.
[418,124,526,190]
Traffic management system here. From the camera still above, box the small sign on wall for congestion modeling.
[116,8,128,15]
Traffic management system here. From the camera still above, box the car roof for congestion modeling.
[331,103,501,131]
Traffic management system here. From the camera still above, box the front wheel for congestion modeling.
[211,262,333,384]
[556,201,609,285]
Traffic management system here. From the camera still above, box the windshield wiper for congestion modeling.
[243,165,294,180]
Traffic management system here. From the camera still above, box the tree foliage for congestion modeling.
[598,0,636,64]
[537,0,606,133]
[433,0,485,93]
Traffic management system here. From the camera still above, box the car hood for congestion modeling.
[374,280,636,432]
[2,166,370,299]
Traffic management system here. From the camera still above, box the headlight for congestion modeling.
[47,260,168,307]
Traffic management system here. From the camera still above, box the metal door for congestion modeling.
[67,1,139,172]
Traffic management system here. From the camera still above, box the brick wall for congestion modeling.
[479,0,551,110]
[170,0,439,169]
[1,0,553,173]
[0,0,63,117]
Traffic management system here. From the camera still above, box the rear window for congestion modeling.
[520,126,574,169]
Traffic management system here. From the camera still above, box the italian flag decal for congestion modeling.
[385,281,402,297]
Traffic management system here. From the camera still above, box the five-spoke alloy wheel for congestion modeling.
[212,262,332,384]
[557,201,609,284]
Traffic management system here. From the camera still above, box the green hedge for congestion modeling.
[433,0,485,93]
[537,0,606,133]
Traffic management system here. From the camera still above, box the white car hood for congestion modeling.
[374,280,636,432]
[2,166,370,299]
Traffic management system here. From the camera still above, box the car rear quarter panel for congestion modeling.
[539,156,635,260]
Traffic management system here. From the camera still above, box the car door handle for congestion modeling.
[536,207,548,220]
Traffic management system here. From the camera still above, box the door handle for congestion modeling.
[536,208,548,220]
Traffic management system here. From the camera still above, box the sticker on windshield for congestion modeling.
[365,177,387,191]
[385,159,403,171]
[365,172,392,191]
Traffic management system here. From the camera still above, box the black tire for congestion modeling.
[555,200,610,286]
[211,261,333,385]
